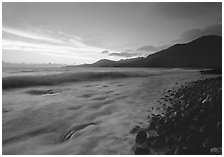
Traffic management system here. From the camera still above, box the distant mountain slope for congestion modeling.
[91,59,117,67]
[144,35,222,68]
[77,35,222,68]
[77,57,146,67]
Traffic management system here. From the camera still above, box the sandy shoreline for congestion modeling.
[3,70,208,154]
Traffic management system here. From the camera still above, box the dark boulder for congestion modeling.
[151,137,166,148]
[199,125,213,137]
[185,131,202,147]
[135,131,147,144]
[146,136,157,146]
[135,147,150,155]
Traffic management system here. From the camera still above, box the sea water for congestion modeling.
[2,66,201,154]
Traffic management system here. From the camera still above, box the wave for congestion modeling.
[2,71,149,90]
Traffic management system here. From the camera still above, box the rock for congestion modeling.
[181,111,190,119]
[146,136,156,146]
[202,98,208,104]
[47,89,55,94]
[184,146,210,155]
[135,147,150,155]
[135,131,147,144]
[194,110,206,122]
[130,126,140,134]
[185,132,202,146]
[199,147,211,155]
[192,115,201,125]
[148,119,157,130]
[203,136,218,148]
[169,111,177,119]
[210,147,222,155]
[165,136,175,145]
[155,124,162,131]
[199,109,206,115]
[2,108,9,113]
[151,137,165,148]
[199,125,212,137]
[135,77,221,154]
[214,135,222,147]
[189,124,197,131]
[174,146,184,155]
[27,89,57,95]
[177,135,186,144]
[216,121,221,133]
[62,122,95,142]
[180,95,184,99]
[190,105,201,117]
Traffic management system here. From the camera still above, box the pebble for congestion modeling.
[151,137,165,148]
[135,147,150,155]
[174,146,184,155]
[199,125,212,137]
[135,131,147,144]
[133,77,221,155]
[148,120,157,130]
[185,132,202,146]
[130,126,140,134]
[203,137,217,148]
[169,111,177,119]
[216,121,221,133]
[202,99,207,104]
[210,147,222,154]
[165,136,175,145]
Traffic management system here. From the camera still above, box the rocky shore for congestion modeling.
[132,75,222,155]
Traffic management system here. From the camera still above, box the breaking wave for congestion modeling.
[2,71,149,90]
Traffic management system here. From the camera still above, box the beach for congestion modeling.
[133,71,221,155]
[2,68,212,154]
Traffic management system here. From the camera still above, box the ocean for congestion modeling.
[2,66,202,154]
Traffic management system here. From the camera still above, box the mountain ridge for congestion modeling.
[76,35,222,68]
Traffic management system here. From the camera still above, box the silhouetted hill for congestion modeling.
[92,59,117,67]
[144,35,222,68]
[78,57,145,67]
[77,35,222,68]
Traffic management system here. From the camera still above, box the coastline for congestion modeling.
[2,69,219,154]
[133,71,222,155]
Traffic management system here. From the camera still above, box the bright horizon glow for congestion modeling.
[2,2,222,64]
[3,25,122,64]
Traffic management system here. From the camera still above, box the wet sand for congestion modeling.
[3,70,205,154]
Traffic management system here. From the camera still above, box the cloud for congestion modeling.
[137,44,170,53]
[2,25,117,60]
[155,3,221,19]
[3,26,61,44]
[108,44,170,58]
[101,50,109,54]
[57,30,83,41]
[109,49,142,58]
[177,23,222,43]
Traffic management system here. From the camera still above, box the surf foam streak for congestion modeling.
[2,71,149,90]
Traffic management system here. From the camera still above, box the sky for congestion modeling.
[2,2,222,65]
